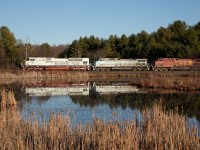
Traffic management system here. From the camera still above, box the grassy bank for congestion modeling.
[1,70,200,90]
[0,70,200,79]
[132,73,200,90]
[0,70,90,80]
[0,90,199,149]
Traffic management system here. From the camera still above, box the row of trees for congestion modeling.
[66,20,200,62]
[0,20,200,68]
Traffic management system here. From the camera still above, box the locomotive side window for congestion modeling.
[69,58,82,61]
[138,60,145,62]
[83,61,87,65]
[83,88,87,91]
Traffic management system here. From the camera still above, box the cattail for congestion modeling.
[0,92,199,149]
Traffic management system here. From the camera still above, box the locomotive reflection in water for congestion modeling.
[25,81,140,96]
[25,82,89,96]
[93,83,139,95]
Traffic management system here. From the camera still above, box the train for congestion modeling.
[23,57,200,71]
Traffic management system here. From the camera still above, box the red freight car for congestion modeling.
[154,58,195,71]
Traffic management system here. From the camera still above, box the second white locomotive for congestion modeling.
[93,58,149,71]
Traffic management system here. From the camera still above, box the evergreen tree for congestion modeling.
[0,26,19,67]
[40,43,53,57]
[67,40,83,57]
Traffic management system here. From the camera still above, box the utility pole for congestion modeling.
[25,43,28,60]
[24,36,30,60]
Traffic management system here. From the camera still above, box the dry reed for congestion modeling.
[0,89,17,109]
[0,90,199,149]
[1,70,200,90]
[138,76,200,90]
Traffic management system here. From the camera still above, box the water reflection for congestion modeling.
[22,81,144,125]
[26,85,89,96]
[0,79,199,136]
[25,81,141,96]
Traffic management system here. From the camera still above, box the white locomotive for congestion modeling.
[93,58,149,71]
[24,57,90,71]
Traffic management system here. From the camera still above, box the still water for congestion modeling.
[1,79,200,135]
[20,81,143,124]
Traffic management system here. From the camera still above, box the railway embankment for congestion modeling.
[0,70,200,90]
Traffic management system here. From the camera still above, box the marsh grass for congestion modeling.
[135,73,200,90]
[0,89,17,109]
[1,70,200,90]
[0,90,199,149]
[0,70,90,79]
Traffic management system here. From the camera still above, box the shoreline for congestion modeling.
[0,70,200,78]
[0,70,200,90]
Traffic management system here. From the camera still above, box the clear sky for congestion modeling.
[1,0,200,45]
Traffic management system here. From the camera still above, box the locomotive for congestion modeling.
[153,58,200,71]
[23,57,90,71]
[93,58,149,71]
[23,57,200,71]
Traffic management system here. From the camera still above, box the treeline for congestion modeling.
[66,20,200,62]
[0,20,200,68]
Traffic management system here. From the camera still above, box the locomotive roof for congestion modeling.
[98,58,147,61]
[27,57,89,60]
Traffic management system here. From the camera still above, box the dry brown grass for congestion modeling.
[1,70,200,90]
[136,75,200,90]
[0,70,90,79]
[0,70,200,90]
[0,90,199,149]
[0,89,17,109]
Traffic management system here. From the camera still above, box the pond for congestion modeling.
[1,78,200,136]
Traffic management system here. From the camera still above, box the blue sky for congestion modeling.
[1,0,200,45]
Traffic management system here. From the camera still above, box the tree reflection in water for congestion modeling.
[1,82,200,127]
